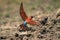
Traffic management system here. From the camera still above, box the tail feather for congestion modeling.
[20,24,26,30]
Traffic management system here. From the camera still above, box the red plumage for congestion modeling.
[20,2,28,21]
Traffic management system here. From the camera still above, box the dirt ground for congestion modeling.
[0,10,60,40]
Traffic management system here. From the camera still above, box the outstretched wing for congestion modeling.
[20,2,28,21]
[28,20,40,26]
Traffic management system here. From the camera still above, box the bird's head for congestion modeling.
[27,16,34,20]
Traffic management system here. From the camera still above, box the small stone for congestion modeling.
[40,17,48,25]
[40,28,47,34]
[56,27,60,31]
[26,39,28,40]
[58,35,60,38]
[15,33,19,37]
[57,17,60,23]
[52,19,57,24]
[37,35,44,39]
[0,36,6,39]
[49,39,52,40]
[10,38,14,40]
[26,34,33,37]
[56,8,60,18]
[49,26,53,29]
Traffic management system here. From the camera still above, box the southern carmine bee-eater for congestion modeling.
[19,2,40,30]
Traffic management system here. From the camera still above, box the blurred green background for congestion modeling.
[0,0,60,25]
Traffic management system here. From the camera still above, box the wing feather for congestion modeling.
[28,20,40,26]
[20,2,28,21]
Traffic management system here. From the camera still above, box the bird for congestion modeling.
[19,2,40,30]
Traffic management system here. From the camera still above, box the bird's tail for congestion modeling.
[20,24,26,30]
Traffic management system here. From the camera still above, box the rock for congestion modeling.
[56,27,60,31]
[40,17,48,25]
[53,20,57,24]
[40,28,48,34]
[51,19,57,24]
[37,35,44,39]
[10,38,14,40]
[58,35,60,38]
[49,26,53,29]
[19,31,28,35]
[56,8,60,18]
[15,33,19,37]
[0,36,6,39]
[57,16,60,23]
[26,34,33,37]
